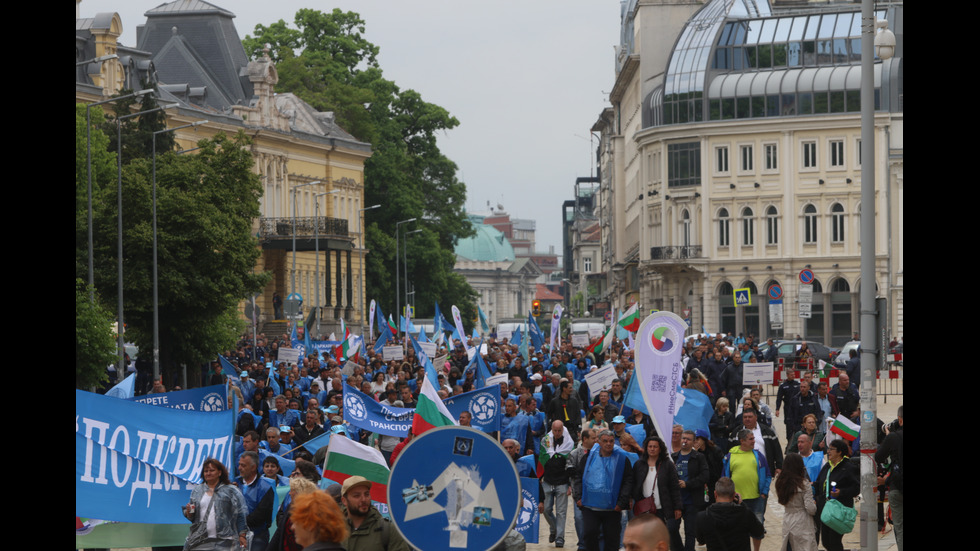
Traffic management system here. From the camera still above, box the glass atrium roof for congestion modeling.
[652,0,900,126]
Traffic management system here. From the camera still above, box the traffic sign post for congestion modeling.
[284,292,304,320]
[768,284,783,300]
[769,298,784,326]
[799,284,813,319]
[388,426,520,551]
[734,288,752,307]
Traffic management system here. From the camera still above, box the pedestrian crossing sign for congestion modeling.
[733,288,752,307]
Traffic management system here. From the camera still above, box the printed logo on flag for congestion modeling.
[469,393,498,423]
[200,392,225,412]
[647,323,679,356]
[345,394,367,421]
[517,486,536,531]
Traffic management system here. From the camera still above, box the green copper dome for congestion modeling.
[455,216,515,262]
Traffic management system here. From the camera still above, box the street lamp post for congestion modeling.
[404,228,422,321]
[85,88,152,300]
[394,218,417,341]
[858,5,895,548]
[151,120,207,382]
[358,204,381,334]
[315,189,340,338]
[115,103,173,374]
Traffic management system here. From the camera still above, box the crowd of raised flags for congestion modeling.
[78,300,722,548]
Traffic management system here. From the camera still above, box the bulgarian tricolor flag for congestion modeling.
[618,303,641,333]
[411,375,457,436]
[829,415,860,442]
[387,314,398,335]
[335,330,360,364]
[323,435,390,504]
[587,326,615,356]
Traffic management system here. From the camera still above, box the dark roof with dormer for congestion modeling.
[136,0,251,110]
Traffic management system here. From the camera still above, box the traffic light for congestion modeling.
[532,299,541,317]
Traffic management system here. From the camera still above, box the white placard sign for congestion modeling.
[433,354,449,369]
[769,302,784,324]
[383,345,404,361]
[743,362,774,386]
[341,360,359,376]
[465,343,488,361]
[571,333,590,348]
[278,347,301,366]
[587,327,604,339]
[419,341,438,359]
[497,330,513,343]
[486,373,509,387]
[584,364,618,400]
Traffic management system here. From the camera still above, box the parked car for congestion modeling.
[833,340,861,367]
[769,340,838,369]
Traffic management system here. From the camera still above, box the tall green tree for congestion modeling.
[77,103,268,379]
[244,9,477,321]
[76,279,116,389]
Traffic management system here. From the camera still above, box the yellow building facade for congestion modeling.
[76,1,372,337]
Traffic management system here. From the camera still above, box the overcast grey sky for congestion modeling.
[82,0,621,254]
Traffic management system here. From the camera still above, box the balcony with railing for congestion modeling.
[650,245,702,261]
[259,216,350,250]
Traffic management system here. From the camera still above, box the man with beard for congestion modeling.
[341,476,411,551]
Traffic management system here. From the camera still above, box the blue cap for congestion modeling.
[326,405,340,414]
[612,415,627,424]
[331,424,348,435]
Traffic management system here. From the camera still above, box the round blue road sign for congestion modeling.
[768,284,783,300]
[799,269,814,284]
[387,426,520,551]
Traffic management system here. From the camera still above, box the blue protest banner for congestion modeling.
[442,386,501,434]
[342,385,415,437]
[128,384,227,411]
[515,477,540,544]
[76,389,234,524]
[75,433,192,524]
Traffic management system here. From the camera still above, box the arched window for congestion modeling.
[719,208,730,247]
[742,207,754,246]
[804,204,818,244]
[681,209,691,247]
[766,206,779,244]
[718,281,735,334]
[831,203,845,243]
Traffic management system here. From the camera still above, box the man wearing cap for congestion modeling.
[341,476,411,551]
[611,416,642,454]
[278,425,297,449]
